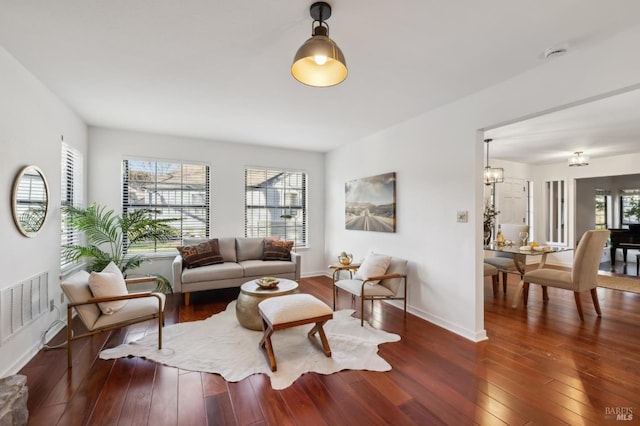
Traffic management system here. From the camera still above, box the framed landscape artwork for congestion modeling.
[345,172,396,232]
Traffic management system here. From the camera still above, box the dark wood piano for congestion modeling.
[609,224,640,266]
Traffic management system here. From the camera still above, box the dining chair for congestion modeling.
[60,268,166,368]
[522,229,610,320]
[484,224,529,293]
[332,254,408,326]
[484,262,499,296]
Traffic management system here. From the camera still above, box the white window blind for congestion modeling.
[245,167,307,248]
[61,142,83,271]
[122,159,210,253]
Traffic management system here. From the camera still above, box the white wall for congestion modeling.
[325,25,640,341]
[0,46,88,376]
[87,127,327,281]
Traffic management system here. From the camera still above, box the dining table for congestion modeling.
[484,242,573,308]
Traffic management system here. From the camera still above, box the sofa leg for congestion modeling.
[184,292,190,306]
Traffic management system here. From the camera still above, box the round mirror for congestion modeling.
[12,165,49,237]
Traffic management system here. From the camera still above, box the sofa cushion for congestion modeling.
[184,237,236,262]
[88,262,129,315]
[178,239,224,268]
[263,240,294,261]
[240,259,296,277]
[236,237,279,262]
[181,262,244,284]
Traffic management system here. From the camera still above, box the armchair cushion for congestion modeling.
[334,279,396,297]
[263,240,294,261]
[354,253,392,285]
[88,262,129,315]
[177,238,224,268]
[61,270,101,328]
[92,292,166,330]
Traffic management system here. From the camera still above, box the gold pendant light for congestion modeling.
[291,2,347,87]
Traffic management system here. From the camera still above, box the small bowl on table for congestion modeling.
[256,277,280,289]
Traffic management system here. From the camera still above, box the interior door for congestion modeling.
[499,178,527,225]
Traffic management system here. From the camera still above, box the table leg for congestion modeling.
[512,278,524,308]
[511,252,548,308]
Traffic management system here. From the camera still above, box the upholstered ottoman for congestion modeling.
[258,293,333,372]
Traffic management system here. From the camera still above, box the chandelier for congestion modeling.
[484,138,504,185]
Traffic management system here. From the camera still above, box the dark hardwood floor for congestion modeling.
[20,274,640,425]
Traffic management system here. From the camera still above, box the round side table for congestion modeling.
[235,279,299,330]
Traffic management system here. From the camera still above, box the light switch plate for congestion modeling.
[457,211,468,223]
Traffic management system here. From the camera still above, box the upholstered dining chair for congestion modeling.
[332,253,408,326]
[60,265,166,368]
[484,262,499,296]
[484,224,530,293]
[522,229,610,320]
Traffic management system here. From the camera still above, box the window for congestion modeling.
[595,189,610,230]
[61,142,83,270]
[545,179,567,244]
[620,189,640,226]
[245,168,307,248]
[122,159,210,253]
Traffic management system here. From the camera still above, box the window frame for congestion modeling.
[620,189,640,227]
[122,158,211,255]
[61,142,83,271]
[244,167,308,248]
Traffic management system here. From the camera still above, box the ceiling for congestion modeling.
[485,87,640,165]
[1,1,640,153]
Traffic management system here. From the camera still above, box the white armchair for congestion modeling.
[61,268,165,368]
[332,254,408,326]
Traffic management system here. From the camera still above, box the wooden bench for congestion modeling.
[258,293,333,372]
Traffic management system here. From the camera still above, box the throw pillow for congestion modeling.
[88,261,129,315]
[177,239,224,268]
[263,240,294,261]
[354,253,392,285]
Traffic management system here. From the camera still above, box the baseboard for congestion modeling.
[0,315,67,378]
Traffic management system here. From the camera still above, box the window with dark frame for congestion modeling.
[620,189,640,227]
[595,189,609,230]
[245,167,307,248]
[122,159,210,254]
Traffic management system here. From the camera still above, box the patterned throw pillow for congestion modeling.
[263,240,294,261]
[177,239,224,268]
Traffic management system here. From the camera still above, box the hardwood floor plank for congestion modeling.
[227,378,264,425]
[177,371,208,426]
[202,373,229,398]
[247,374,296,426]
[117,358,156,426]
[205,393,237,426]
[87,357,136,425]
[147,365,179,425]
[279,381,329,425]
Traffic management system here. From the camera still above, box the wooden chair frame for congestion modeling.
[332,264,408,326]
[66,277,164,368]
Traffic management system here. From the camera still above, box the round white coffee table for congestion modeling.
[235,279,299,330]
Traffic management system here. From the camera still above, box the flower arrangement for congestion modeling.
[484,203,500,232]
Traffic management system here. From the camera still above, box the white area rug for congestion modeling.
[100,300,400,390]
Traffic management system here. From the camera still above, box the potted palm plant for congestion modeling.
[62,202,177,293]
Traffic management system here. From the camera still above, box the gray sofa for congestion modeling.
[172,237,300,305]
